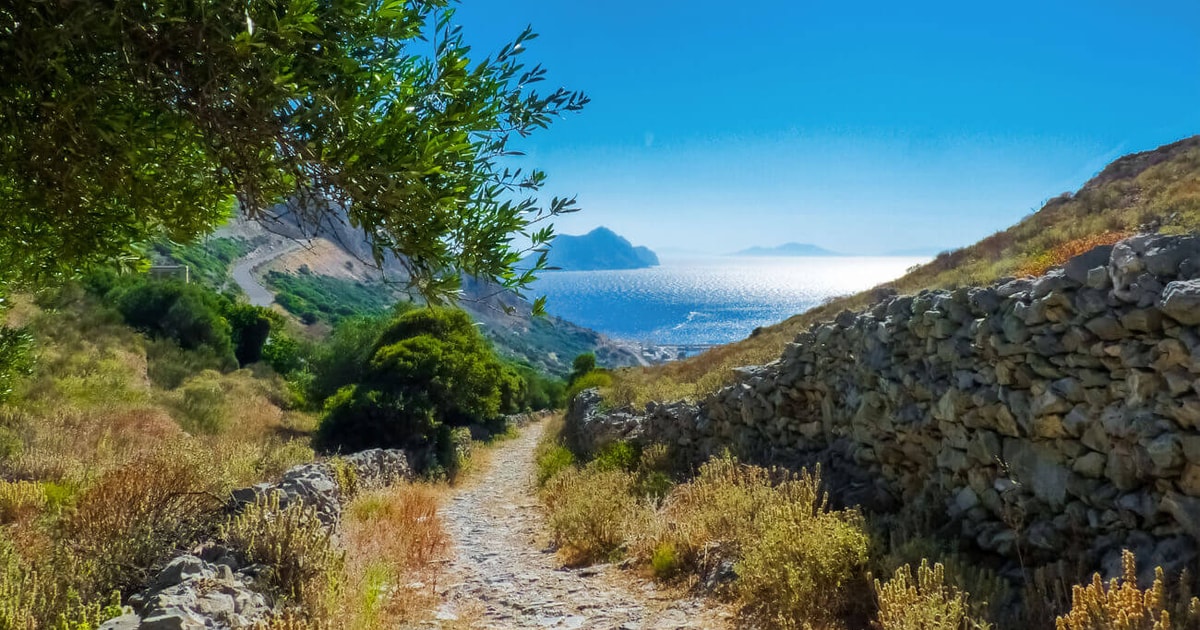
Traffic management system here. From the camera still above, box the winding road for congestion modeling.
[229,240,304,307]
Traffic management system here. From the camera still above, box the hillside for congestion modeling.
[203,215,646,375]
[533,227,659,271]
[615,135,1200,403]
[733,242,841,256]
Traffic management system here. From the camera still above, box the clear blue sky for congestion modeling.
[453,1,1200,255]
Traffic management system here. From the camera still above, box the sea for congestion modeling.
[531,256,928,347]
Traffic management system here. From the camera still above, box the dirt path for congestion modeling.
[428,423,732,630]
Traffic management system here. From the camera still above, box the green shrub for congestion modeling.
[173,370,227,435]
[564,369,612,403]
[0,326,32,405]
[316,386,440,454]
[735,504,871,628]
[593,441,638,472]
[315,308,523,468]
[222,302,272,366]
[303,314,393,405]
[535,443,576,487]
[262,332,305,376]
[651,541,680,580]
[568,353,596,384]
[109,280,234,359]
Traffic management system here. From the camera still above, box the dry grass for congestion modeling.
[613,138,1200,405]
[541,465,652,565]
[338,483,451,628]
[1013,231,1132,277]
[0,288,318,625]
[539,450,875,627]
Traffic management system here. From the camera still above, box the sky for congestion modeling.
[452,1,1200,256]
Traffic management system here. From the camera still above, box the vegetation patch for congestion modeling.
[266,270,399,326]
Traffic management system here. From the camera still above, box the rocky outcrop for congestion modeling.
[102,449,413,630]
[568,233,1200,579]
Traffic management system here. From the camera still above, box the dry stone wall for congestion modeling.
[571,234,1200,577]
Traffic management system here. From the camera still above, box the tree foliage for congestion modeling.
[316,307,523,457]
[0,1,585,302]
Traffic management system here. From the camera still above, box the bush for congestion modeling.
[535,443,576,487]
[221,494,344,617]
[315,308,524,467]
[303,314,392,405]
[223,302,273,366]
[568,353,596,384]
[564,369,612,404]
[0,534,124,630]
[1055,550,1199,630]
[735,504,871,628]
[636,455,821,574]
[109,280,235,364]
[316,386,439,453]
[541,466,649,565]
[0,326,32,405]
[650,541,680,580]
[173,370,228,435]
[60,447,224,600]
[592,441,639,472]
[875,560,972,630]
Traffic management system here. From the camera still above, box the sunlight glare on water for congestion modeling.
[531,256,927,346]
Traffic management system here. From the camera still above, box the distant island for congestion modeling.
[534,227,660,271]
[733,242,843,257]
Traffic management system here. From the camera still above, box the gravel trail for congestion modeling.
[428,422,732,630]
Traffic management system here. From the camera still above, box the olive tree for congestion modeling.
[0,0,584,303]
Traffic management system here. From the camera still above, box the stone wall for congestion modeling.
[102,449,413,630]
[570,234,1200,577]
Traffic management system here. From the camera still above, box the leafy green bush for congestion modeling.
[222,302,272,366]
[565,369,612,403]
[0,326,32,405]
[303,314,394,405]
[316,308,524,464]
[108,280,236,365]
[568,353,596,384]
[593,441,639,472]
[262,332,305,376]
[536,444,576,487]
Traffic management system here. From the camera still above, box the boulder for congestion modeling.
[1161,280,1200,325]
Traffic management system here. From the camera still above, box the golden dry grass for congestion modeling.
[338,483,452,628]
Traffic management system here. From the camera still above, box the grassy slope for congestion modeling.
[614,135,1200,404]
